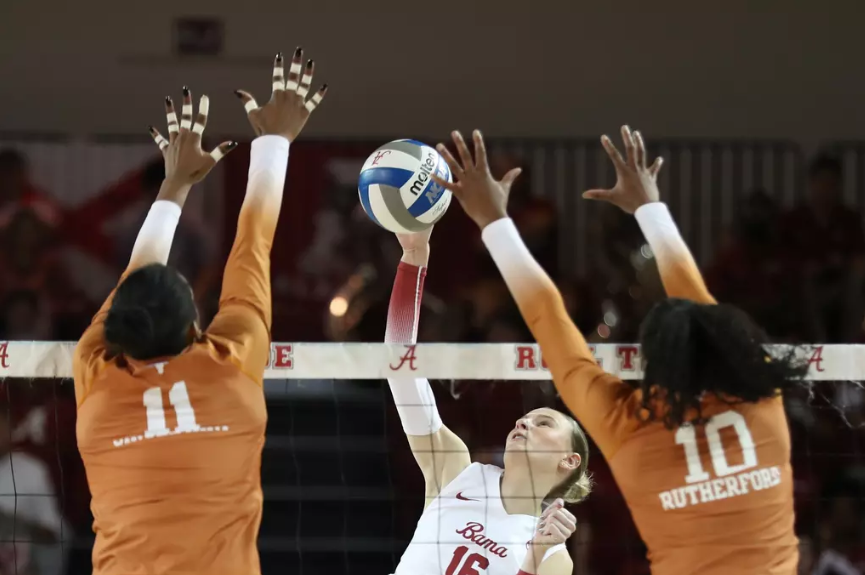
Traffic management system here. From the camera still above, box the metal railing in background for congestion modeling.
[4,134,864,277]
[504,139,805,275]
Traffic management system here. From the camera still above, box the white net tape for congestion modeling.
[0,341,847,380]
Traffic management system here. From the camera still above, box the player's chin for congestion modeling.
[504,437,528,453]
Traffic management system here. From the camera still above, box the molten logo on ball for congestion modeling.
[358,139,452,234]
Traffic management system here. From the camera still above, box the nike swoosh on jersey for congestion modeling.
[455,492,478,501]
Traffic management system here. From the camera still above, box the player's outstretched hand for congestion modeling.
[430,130,522,230]
[582,125,664,214]
[235,48,328,142]
[532,498,577,547]
[149,87,237,187]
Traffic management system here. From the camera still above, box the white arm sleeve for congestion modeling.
[385,262,443,437]
[634,202,716,304]
[128,200,182,269]
[634,202,691,263]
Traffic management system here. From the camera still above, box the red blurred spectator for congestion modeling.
[0,149,62,230]
[0,210,85,320]
[781,154,865,342]
[707,189,809,340]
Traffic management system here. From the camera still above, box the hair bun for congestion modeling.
[105,305,155,348]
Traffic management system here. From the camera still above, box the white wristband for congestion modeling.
[633,202,690,261]
[245,135,290,208]
[387,377,443,436]
[130,200,182,266]
[249,135,290,176]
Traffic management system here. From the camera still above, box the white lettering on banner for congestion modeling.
[0,342,846,380]
[659,465,783,510]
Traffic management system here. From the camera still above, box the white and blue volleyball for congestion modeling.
[358,139,452,234]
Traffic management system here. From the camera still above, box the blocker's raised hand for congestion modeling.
[582,125,664,214]
[149,86,237,187]
[235,48,329,142]
[430,129,522,230]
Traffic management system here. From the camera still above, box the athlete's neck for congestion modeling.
[499,471,547,516]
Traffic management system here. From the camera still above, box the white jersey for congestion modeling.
[393,463,566,575]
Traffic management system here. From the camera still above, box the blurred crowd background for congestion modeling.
[1,137,864,575]
[2,1,865,574]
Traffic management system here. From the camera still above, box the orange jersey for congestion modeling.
[483,212,796,575]
[73,137,289,575]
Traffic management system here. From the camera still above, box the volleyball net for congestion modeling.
[0,341,849,380]
[1,341,863,575]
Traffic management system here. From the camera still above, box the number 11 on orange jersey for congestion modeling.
[112,381,230,448]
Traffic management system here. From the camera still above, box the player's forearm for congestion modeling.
[216,136,288,323]
[519,547,544,574]
[482,218,599,377]
[384,260,442,436]
[127,199,182,270]
[634,202,716,304]
[235,135,290,243]
[385,261,426,344]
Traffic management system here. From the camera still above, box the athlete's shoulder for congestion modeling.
[462,461,503,479]
[475,462,504,475]
[83,345,236,394]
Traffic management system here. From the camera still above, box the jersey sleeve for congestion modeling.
[634,202,716,305]
[384,260,445,437]
[73,200,182,407]
[385,261,426,345]
[482,218,638,456]
[206,136,290,381]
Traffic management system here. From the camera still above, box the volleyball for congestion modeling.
[358,139,453,234]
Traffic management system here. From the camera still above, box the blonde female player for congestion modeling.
[384,228,582,575]
[73,49,327,575]
[433,128,807,575]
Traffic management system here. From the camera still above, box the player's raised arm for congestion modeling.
[431,131,637,457]
[385,227,472,505]
[207,49,328,380]
[584,126,716,305]
[74,88,237,403]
